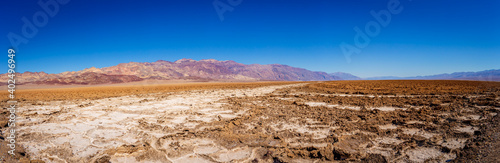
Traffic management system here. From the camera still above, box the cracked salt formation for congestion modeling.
[7,81,499,162]
[378,124,398,130]
[454,126,478,135]
[402,128,436,139]
[404,147,454,162]
[15,83,306,162]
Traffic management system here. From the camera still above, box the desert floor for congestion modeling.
[1,80,499,163]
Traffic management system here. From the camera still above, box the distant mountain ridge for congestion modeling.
[0,59,348,85]
[329,72,362,80]
[365,69,500,81]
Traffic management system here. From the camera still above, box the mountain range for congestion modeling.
[365,69,500,81]
[1,59,341,85]
[1,59,498,85]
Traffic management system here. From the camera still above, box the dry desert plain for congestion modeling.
[1,80,500,163]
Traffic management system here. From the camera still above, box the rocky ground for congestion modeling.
[1,80,499,162]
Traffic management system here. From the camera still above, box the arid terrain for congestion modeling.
[1,80,499,162]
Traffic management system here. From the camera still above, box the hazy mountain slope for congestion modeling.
[412,69,500,81]
[365,69,500,81]
[329,72,361,80]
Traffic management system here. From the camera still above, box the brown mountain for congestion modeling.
[33,72,144,85]
[1,59,342,85]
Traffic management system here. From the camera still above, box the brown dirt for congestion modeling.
[1,80,499,162]
[0,81,301,103]
[199,80,500,162]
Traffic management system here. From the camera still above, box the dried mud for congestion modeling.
[1,80,499,163]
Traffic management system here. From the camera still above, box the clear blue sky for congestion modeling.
[2,0,499,78]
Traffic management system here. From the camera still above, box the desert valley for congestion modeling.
[1,60,499,163]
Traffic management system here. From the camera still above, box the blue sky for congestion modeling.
[2,0,499,78]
